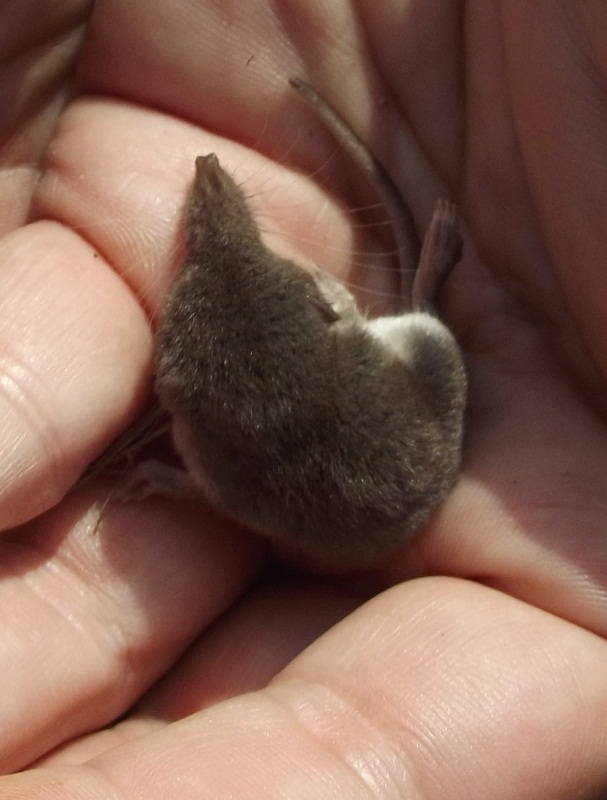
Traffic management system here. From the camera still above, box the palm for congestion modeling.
[1,2,606,797]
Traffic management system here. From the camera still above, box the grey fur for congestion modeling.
[155,122,466,564]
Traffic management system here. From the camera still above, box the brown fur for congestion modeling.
[155,149,466,565]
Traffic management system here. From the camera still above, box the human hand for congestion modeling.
[1,1,607,797]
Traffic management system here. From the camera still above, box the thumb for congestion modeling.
[3,578,607,799]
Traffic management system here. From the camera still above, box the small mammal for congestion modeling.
[151,80,467,566]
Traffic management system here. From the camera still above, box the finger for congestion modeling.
[0,224,151,529]
[38,581,361,766]
[3,579,607,798]
[0,0,90,232]
[79,0,378,170]
[78,0,450,228]
[36,94,396,312]
[0,489,262,773]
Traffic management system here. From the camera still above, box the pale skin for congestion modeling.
[1,1,607,797]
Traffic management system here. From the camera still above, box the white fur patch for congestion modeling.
[364,313,455,364]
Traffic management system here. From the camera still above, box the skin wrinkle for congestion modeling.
[0,347,66,493]
[269,678,418,799]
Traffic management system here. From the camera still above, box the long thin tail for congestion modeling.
[289,77,419,306]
